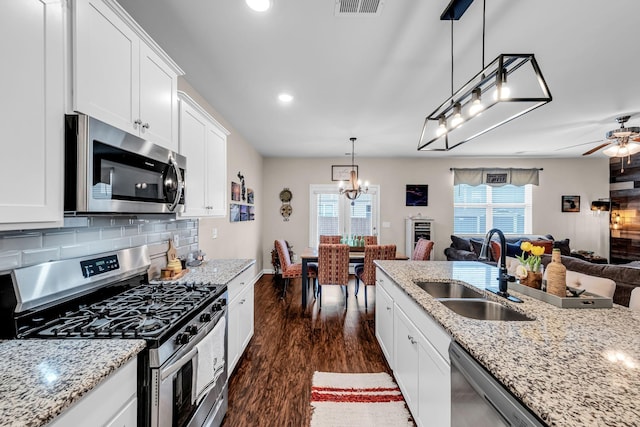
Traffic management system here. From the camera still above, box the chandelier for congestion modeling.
[338,137,368,203]
[418,0,552,152]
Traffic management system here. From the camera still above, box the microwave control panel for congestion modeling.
[80,254,120,278]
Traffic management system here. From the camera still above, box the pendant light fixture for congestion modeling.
[418,0,552,152]
[338,137,369,204]
[602,116,640,173]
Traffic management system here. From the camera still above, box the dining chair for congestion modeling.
[316,243,350,308]
[274,239,317,299]
[412,238,434,261]
[354,244,396,308]
[319,235,342,244]
[363,236,378,245]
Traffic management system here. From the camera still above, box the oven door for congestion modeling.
[153,314,227,427]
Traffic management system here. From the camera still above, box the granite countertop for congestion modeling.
[375,260,640,427]
[156,259,255,286]
[0,339,145,427]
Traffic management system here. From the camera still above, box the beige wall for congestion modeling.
[262,156,610,269]
[178,78,263,271]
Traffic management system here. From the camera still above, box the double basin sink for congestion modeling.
[416,282,533,321]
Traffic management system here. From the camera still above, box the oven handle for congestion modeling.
[160,346,197,381]
[166,154,184,212]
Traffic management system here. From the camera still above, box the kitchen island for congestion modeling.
[375,260,640,426]
[0,339,145,427]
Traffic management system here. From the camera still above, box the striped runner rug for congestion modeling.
[310,372,415,427]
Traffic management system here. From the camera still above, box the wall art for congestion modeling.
[406,184,428,206]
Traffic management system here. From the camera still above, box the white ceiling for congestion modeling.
[117,0,640,159]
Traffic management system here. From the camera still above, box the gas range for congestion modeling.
[0,245,229,427]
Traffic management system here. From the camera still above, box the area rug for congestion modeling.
[310,372,414,427]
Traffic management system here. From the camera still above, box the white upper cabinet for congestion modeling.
[72,0,183,151]
[0,0,65,230]
[178,92,229,218]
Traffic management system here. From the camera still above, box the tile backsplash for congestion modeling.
[0,218,199,273]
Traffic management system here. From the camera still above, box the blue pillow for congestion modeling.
[506,241,524,258]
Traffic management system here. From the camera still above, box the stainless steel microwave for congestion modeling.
[64,114,186,214]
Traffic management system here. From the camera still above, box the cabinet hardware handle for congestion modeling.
[386,306,391,311]
[134,119,142,125]
[240,282,245,286]
[407,335,416,344]
[240,299,245,304]
[142,123,150,129]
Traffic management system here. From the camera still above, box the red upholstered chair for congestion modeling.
[317,244,350,308]
[274,239,317,299]
[355,244,396,308]
[319,235,342,244]
[412,238,434,261]
[363,236,378,245]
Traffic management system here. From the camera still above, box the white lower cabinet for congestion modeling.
[227,268,255,374]
[47,358,137,427]
[376,268,451,427]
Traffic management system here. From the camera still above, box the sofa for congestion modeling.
[540,255,640,307]
[444,234,569,264]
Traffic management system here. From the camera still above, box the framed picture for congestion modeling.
[562,195,580,212]
[247,188,254,204]
[249,205,255,221]
[231,182,241,201]
[230,203,241,222]
[406,184,429,206]
[240,204,249,221]
[332,165,358,181]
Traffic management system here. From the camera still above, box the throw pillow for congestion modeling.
[528,239,554,254]
[450,235,472,251]
[506,241,523,258]
[490,241,501,261]
[469,239,485,257]
[553,238,571,256]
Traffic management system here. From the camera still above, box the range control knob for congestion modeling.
[175,333,190,345]
[185,325,198,335]
[200,312,211,322]
[219,298,226,307]
[212,302,222,312]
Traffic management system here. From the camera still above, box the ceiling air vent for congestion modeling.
[335,0,384,16]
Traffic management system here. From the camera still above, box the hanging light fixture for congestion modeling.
[418,0,552,152]
[338,137,368,204]
[601,116,640,172]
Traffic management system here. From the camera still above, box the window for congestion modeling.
[310,185,380,247]
[453,184,532,235]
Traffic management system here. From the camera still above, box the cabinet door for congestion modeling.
[73,0,139,133]
[139,42,178,151]
[237,283,255,353]
[394,307,419,414]
[0,0,64,229]
[179,101,209,217]
[417,337,450,427]
[227,295,241,374]
[375,283,394,369]
[205,125,227,217]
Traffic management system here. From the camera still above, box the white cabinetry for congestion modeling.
[375,278,395,369]
[178,92,229,217]
[47,358,137,427]
[376,268,450,427]
[73,0,183,151]
[227,268,255,374]
[0,0,65,230]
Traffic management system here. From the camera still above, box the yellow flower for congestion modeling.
[530,245,545,256]
[520,241,533,252]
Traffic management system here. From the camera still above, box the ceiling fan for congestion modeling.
[582,115,640,172]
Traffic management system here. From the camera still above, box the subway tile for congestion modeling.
[0,251,21,272]
[147,233,163,244]
[88,240,115,254]
[123,225,140,237]
[22,248,60,266]
[110,237,131,250]
[76,229,101,243]
[0,233,43,252]
[60,244,91,259]
[101,227,124,240]
[154,223,167,232]
[130,235,147,247]
[43,231,76,248]
[166,222,177,231]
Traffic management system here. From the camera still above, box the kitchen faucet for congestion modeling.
[480,228,522,303]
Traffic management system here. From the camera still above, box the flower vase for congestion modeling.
[519,264,544,289]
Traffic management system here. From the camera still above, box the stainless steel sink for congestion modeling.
[416,281,484,299]
[438,299,534,321]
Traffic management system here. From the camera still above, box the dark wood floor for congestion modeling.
[222,274,391,427]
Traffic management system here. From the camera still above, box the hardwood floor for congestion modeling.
[222,274,391,426]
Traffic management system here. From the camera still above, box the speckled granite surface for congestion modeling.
[0,339,145,427]
[154,258,255,285]
[375,260,640,427]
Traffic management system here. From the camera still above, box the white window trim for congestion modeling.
[309,184,380,247]
[453,184,532,235]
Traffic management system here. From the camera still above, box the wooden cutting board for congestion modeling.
[167,240,178,261]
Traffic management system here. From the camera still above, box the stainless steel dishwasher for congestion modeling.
[449,341,546,427]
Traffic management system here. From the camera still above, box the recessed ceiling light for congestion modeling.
[246,0,272,12]
[278,93,293,103]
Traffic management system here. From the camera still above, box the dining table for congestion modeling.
[299,247,407,310]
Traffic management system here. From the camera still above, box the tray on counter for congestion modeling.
[510,281,612,309]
